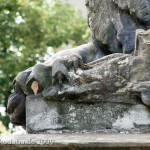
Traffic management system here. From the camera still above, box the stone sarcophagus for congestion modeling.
[26,30,150,133]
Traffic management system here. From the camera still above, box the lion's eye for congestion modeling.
[31,81,39,95]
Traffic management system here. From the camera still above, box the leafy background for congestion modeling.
[0,0,90,135]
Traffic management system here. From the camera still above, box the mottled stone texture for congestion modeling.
[26,30,150,133]
[86,0,150,54]
[7,0,150,133]
[26,96,150,133]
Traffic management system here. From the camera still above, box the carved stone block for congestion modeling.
[25,30,150,133]
[26,94,150,133]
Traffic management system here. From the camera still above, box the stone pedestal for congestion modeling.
[0,134,150,150]
[25,30,150,134]
[26,94,150,134]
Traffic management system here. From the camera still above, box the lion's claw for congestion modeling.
[52,60,69,86]
[67,53,84,72]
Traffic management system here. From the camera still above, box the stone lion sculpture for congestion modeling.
[7,0,150,128]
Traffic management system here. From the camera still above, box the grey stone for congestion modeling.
[26,30,150,133]
[26,95,150,133]
[7,0,150,133]
[0,134,150,150]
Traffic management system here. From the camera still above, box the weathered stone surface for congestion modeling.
[26,95,150,133]
[25,30,150,133]
[7,0,150,133]
[0,134,150,150]
[86,0,150,54]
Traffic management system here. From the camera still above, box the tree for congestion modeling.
[0,0,89,132]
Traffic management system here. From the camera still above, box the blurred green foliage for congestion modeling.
[0,0,89,132]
